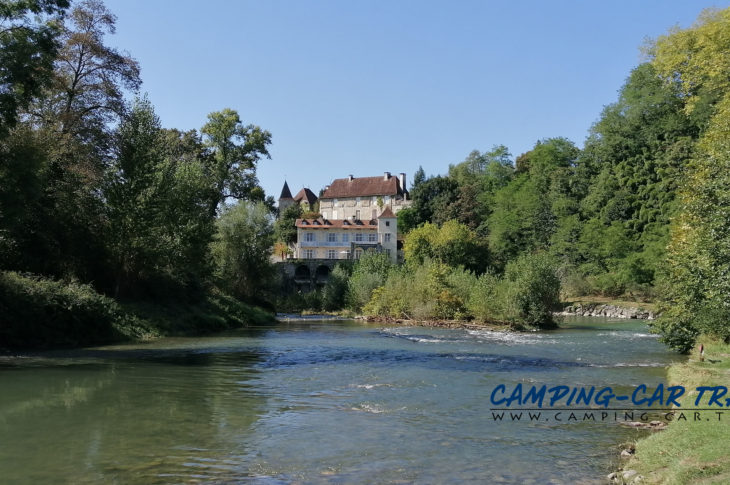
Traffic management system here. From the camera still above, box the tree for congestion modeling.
[212,201,275,303]
[106,97,214,297]
[274,203,302,246]
[408,175,459,227]
[412,165,426,189]
[347,252,392,311]
[645,7,730,351]
[35,0,140,150]
[404,220,489,272]
[201,108,272,216]
[0,0,69,135]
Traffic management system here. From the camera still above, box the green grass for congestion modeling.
[627,338,730,484]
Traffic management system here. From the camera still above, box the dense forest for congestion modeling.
[292,7,730,353]
[2,1,730,353]
[0,0,277,347]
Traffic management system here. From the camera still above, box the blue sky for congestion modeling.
[103,0,726,200]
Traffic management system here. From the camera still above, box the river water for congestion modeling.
[0,317,681,484]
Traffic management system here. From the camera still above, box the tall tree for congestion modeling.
[34,0,140,151]
[201,108,271,216]
[0,0,69,135]
[211,201,275,303]
[649,7,730,351]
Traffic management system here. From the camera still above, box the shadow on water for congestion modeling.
[0,332,274,484]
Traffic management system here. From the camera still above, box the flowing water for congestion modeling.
[0,317,681,484]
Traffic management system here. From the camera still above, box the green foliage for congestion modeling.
[363,253,560,327]
[363,260,471,320]
[274,203,302,245]
[500,252,561,328]
[0,0,68,135]
[0,271,129,348]
[322,264,351,311]
[406,176,459,228]
[346,252,393,311]
[404,220,489,272]
[648,10,730,351]
[212,201,275,304]
[0,271,274,349]
[106,97,214,297]
[201,108,272,215]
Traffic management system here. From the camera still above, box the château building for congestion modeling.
[278,172,411,264]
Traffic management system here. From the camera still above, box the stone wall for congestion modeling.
[557,303,658,320]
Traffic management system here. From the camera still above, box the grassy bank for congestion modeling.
[624,339,730,484]
[0,271,275,350]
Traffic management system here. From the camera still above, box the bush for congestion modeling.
[650,308,700,354]
[556,265,593,298]
[347,252,392,311]
[321,264,351,311]
[467,273,501,322]
[0,271,275,349]
[0,271,129,348]
[500,252,561,328]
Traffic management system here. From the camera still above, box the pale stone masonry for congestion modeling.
[279,172,411,264]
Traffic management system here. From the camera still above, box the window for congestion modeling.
[342,233,349,243]
[355,210,360,220]
[355,233,363,242]
[372,209,377,219]
[384,233,391,242]
[333,210,338,219]
[354,248,363,260]
[385,248,391,257]
[384,195,391,203]
[368,233,377,242]
[304,249,314,259]
[385,221,390,226]
[333,198,338,206]
[305,232,315,242]
[327,249,337,259]
[327,233,337,242]
[356,196,361,203]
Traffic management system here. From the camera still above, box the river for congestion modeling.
[0,317,681,484]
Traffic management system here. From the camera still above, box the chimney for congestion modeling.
[399,172,406,195]
[348,174,353,181]
[384,171,391,180]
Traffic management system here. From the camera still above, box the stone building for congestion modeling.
[295,207,398,262]
[319,172,410,221]
[277,181,318,214]
[279,172,411,264]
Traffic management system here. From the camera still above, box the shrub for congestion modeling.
[0,271,129,348]
[346,252,392,311]
[650,308,700,354]
[321,264,350,311]
[501,252,561,328]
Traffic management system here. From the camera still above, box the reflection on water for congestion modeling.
[0,319,681,484]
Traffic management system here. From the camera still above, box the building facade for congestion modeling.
[279,172,410,264]
[319,172,410,221]
[294,207,398,262]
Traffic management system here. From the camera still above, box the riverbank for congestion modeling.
[559,297,658,320]
[0,271,275,350]
[617,339,730,484]
[358,315,513,331]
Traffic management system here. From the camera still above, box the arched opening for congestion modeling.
[315,265,330,282]
[354,248,364,260]
[294,265,311,281]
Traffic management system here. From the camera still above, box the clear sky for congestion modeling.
[102,0,726,201]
